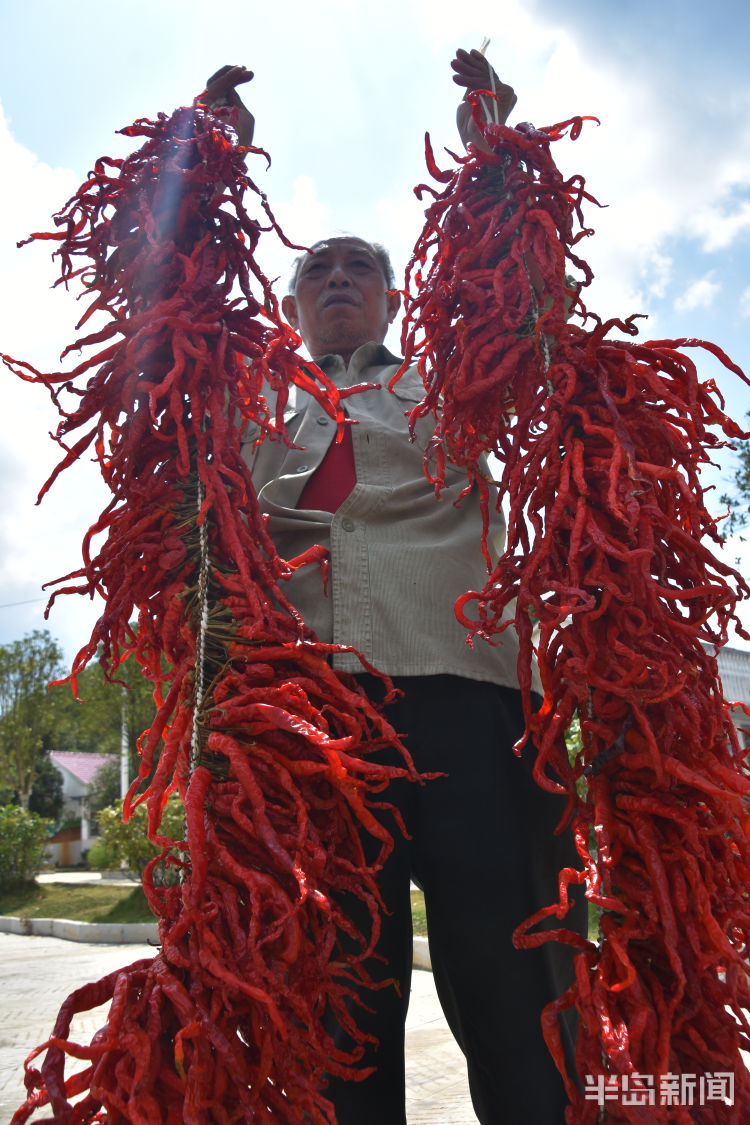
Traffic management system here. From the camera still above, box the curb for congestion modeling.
[412,936,432,971]
[0,916,433,968]
[0,915,159,944]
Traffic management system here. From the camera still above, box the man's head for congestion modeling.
[281,236,400,363]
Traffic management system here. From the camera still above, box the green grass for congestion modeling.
[411,889,600,943]
[0,881,155,924]
[1,883,596,941]
[411,888,427,936]
[1,881,426,932]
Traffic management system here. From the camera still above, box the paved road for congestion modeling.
[0,932,475,1124]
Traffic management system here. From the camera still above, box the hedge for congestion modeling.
[0,806,53,888]
[97,795,185,886]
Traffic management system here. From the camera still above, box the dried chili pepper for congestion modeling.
[397,89,750,1123]
[4,96,416,1124]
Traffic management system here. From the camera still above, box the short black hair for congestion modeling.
[288,236,396,293]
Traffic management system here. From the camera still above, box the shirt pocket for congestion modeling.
[389,367,472,484]
[240,378,306,466]
[389,366,425,407]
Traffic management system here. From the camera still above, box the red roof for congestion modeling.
[49,824,82,842]
[50,752,115,787]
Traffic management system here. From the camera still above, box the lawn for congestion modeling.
[411,888,427,936]
[1,883,595,942]
[0,881,155,924]
[1,882,429,934]
[410,889,598,941]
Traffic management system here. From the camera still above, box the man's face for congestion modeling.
[281,238,400,362]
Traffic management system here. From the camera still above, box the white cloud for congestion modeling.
[402,16,750,331]
[0,102,109,658]
[0,103,80,367]
[267,174,332,245]
[413,0,561,66]
[693,198,750,253]
[674,274,722,312]
[252,173,333,295]
[374,193,427,275]
[640,250,674,303]
[739,287,750,318]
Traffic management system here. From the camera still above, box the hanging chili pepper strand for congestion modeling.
[4,97,417,1124]
[397,88,750,1123]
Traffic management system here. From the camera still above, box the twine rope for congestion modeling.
[190,478,210,773]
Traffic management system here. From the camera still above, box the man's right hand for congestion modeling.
[452,48,516,152]
[203,65,255,147]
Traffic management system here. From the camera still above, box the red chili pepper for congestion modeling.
[5,97,419,1124]
[398,91,750,1122]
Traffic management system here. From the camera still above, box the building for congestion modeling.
[46,751,115,866]
[716,645,750,751]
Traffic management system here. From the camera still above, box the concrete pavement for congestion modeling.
[0,932,475,1124]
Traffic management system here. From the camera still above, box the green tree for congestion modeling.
[52,657,156,765]
[721,434,750,536]
[0,631,65,810]
[88,755,124,814]
[28,752,64,820]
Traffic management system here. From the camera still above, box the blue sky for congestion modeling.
[1,0,749,662]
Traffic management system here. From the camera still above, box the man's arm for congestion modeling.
[204,64,255,147]
[452,47,516,151]
[452,52,573,318]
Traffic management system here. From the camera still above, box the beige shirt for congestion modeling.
[241,341,527,689]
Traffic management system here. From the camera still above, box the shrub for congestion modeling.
[0,806,53,888]
[85,839,120,870]
[88,757,124,815]
[97,795,185,886]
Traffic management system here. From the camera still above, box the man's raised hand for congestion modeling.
[452,47,516,150]
[203,65,255,147]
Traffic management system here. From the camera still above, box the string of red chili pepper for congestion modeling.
[3,100,417,1124]
[396,91,750,1123]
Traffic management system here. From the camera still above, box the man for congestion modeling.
[215,53,585,1124]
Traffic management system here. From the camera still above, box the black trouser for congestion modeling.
[323,675,586,1124]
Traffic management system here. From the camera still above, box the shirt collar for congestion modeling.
[315,341,403,385]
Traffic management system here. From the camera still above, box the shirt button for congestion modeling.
[316,415,330,425]
[341,518,355,532]
[296,464,309,473]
